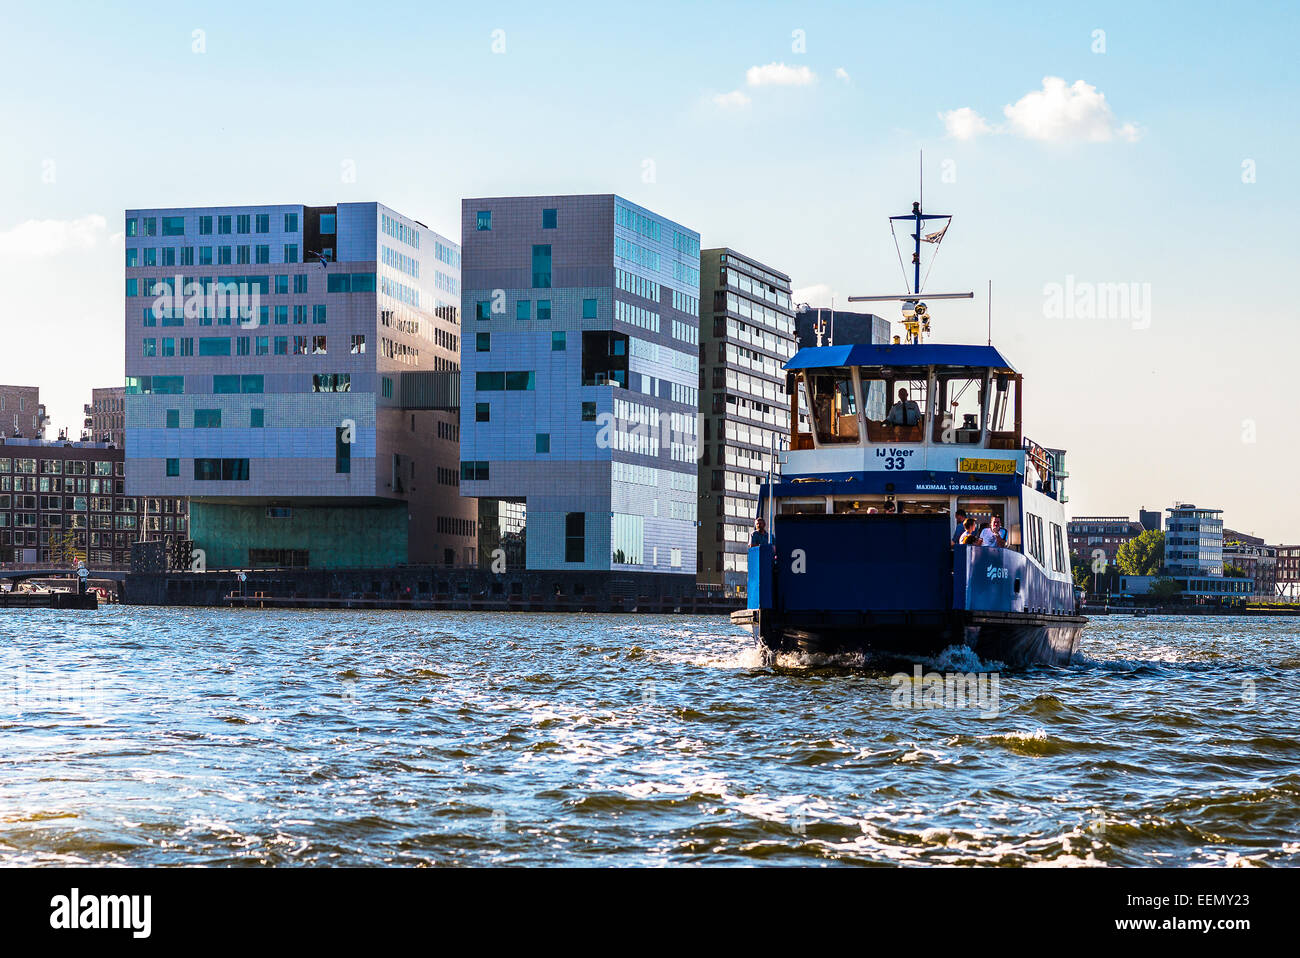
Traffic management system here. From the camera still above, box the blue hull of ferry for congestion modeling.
[733,513,1085,668]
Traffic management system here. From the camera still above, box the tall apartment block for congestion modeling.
[84,386,126,445]
[123,202,475,569]
[0,385,49,439]
[459,195,701,575]
[696,249,797,592]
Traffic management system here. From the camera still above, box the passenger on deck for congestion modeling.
[749,516,771,548]
[885,388,921,427]
[958,517,980,545]
[951,509,968,546]
[980,515,1007,548]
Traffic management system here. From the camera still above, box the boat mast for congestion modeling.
[847,183,968,342]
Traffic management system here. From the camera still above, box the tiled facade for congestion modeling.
[697,248,797,592]
[123,202,476,569]
[0,385,48,439]
[0,437,186,567]
[459,195,701,574]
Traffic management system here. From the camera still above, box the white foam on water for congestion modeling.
[918,644,1005,674]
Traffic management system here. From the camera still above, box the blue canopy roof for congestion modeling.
[784,342,1017,373]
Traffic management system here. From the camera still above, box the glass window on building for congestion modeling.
[320,213,336,234]
[565,513,585,563]
[552,331,566,351]
[516,300,530,320]
[581,401,597,422]
[476,333,491,352]
[542,208,557,229]
[335,426,351,474]
[165,458,179,477]
[611,514,643,565]
[476,210,491,231]
[250,409,264,428]
[537,300,551,320]
[476,402,490,423]
[583,298,597,319]
[532,245,551,288]
[536,433,550,453]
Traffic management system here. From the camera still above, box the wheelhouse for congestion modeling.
[767,343,1065,563]
[788,343,1022,452]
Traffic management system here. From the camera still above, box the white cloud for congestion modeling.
[792,283,835,307]
[834,67,851,83]
[1002,76,1140,142]
[746,62,817,87]
[712,90,752,110]
[0,215,108,256]
[940,107,991,140]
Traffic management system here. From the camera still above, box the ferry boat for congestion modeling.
[731,198,1086,667]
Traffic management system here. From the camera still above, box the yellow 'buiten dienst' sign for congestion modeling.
[957,458,1017,474]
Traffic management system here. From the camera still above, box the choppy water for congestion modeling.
[1,608,1298,866]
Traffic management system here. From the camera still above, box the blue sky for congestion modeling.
[2,0,1297,539]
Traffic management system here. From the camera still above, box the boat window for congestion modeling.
[896,499,950,515]
[832,497,891,514]
[777,497,828,515]
[934,372,986,444]
[956,497,1017,548]
[987,373,1019,449]
[804,369,859,444]
[1050,522,1068,573]
[863,369,928,443]
[831,496,949,515]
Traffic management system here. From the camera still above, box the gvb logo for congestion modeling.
[50,889,151,939]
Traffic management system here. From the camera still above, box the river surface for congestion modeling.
[1,608,1297,866]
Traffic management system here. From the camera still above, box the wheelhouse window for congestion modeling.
[986,372,1020,449]
[803,368,859,444]
[934,371,987,444]
[862,368,929,443]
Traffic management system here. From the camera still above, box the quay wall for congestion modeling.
[122,567,741,614]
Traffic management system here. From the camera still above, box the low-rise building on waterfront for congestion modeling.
[0,436,186,567]
[1222,528,1276,597]
[1067,515,1145,568]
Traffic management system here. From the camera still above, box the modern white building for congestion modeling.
[1164,503,1224,577]
[458,194,701,575]
[123,202,476,569]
